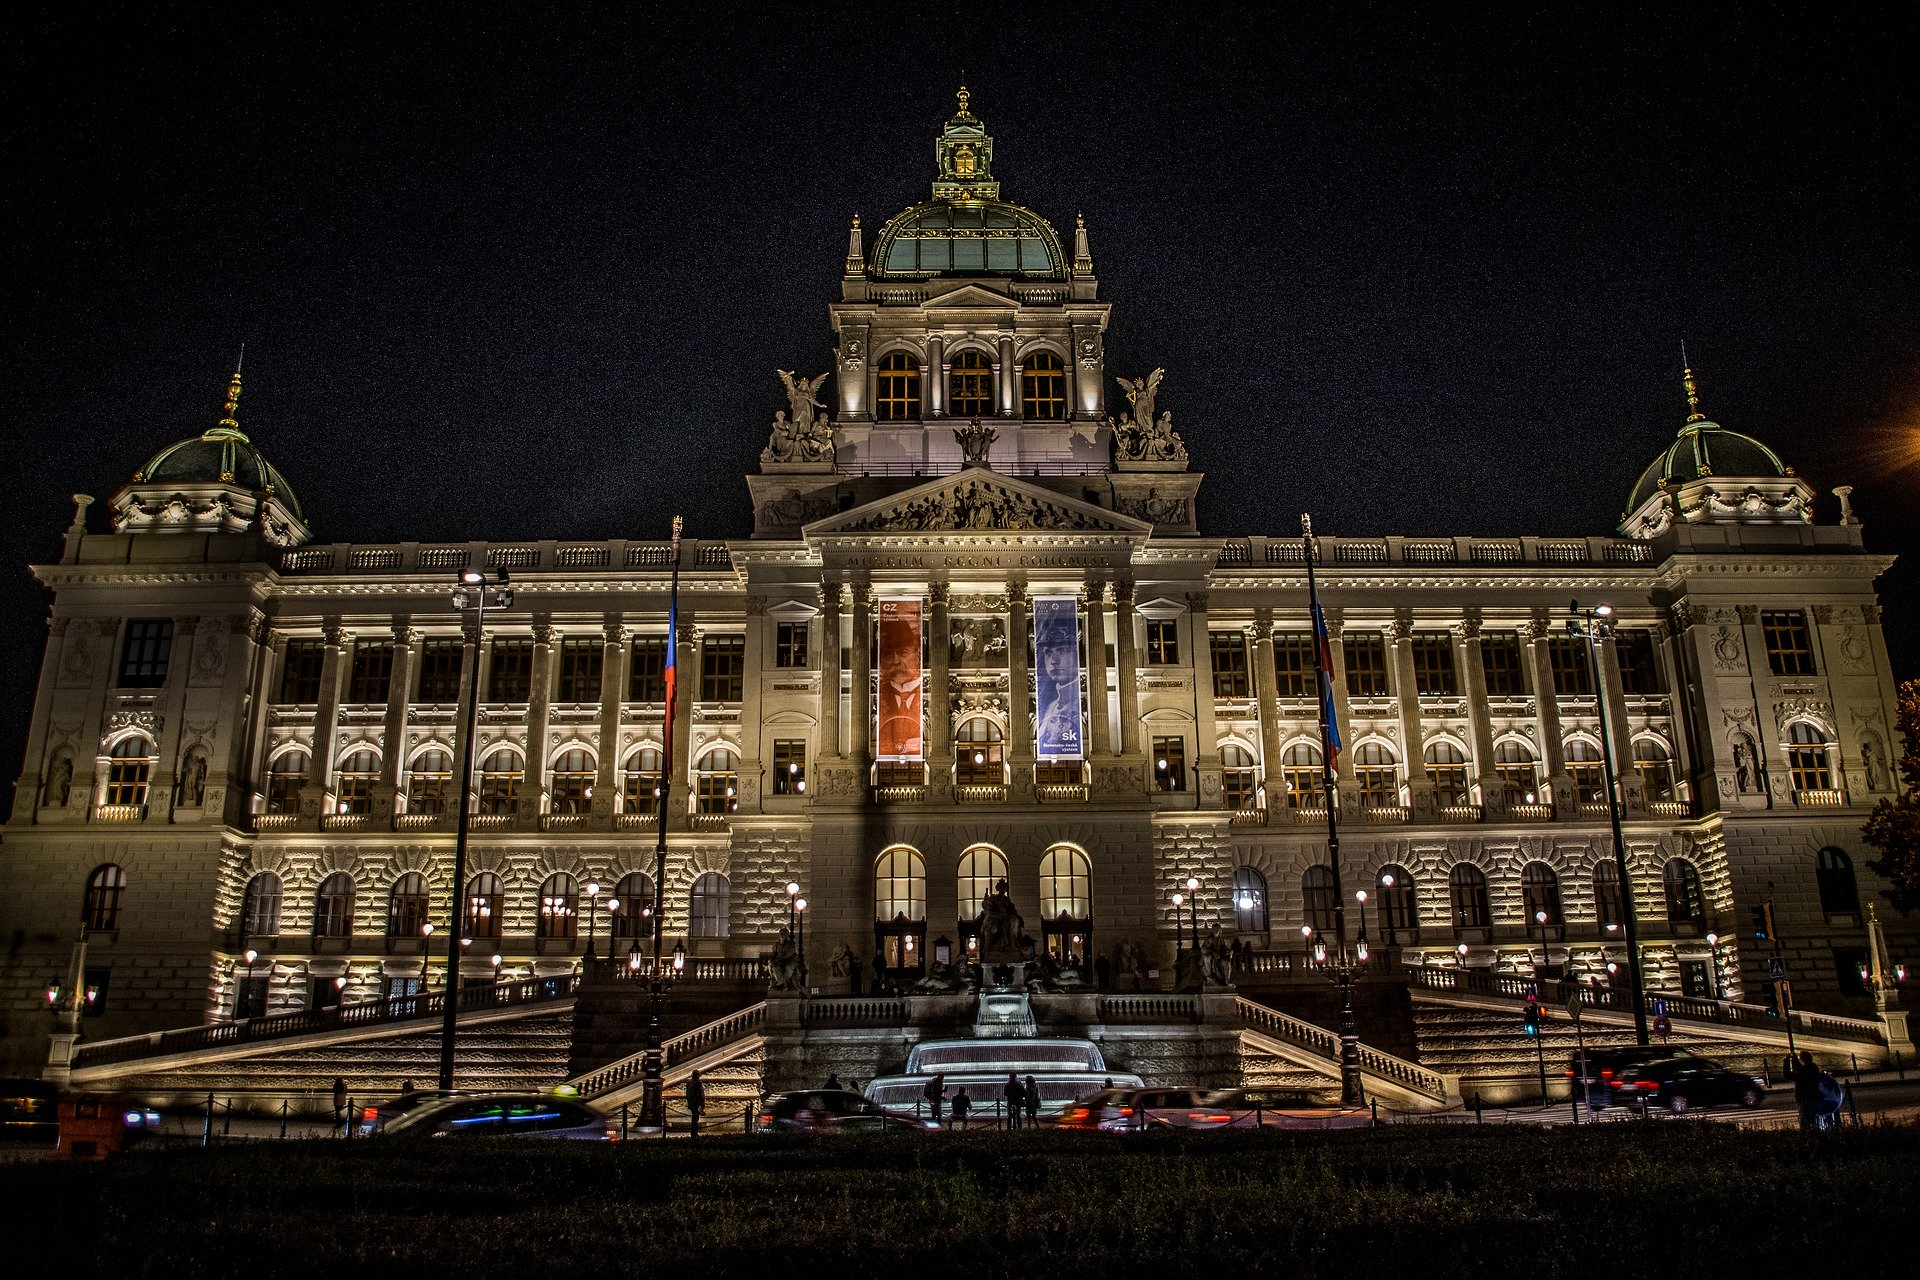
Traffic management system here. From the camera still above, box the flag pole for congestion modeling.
[640,515,683,1131]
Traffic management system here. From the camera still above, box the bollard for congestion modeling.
[346,1097,355,1139]
[1851,1052,1860,1081]
[223,1098,232,1138]
[1370,1099,1379,1127]
[1897,1051,1906,1082]
[621,1104,629,1142]
[202,1092,215,1147]
[1846,1081,1861,1127]
[280,1099,289,1141]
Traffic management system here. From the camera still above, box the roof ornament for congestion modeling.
[844,214,864,275]
[956,83,972,119]
[953,417,997,468]
[1681,341,1705,425]
[1073,213,1094,276]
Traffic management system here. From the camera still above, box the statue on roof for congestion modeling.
[766,370,834,464]
[1109,369,1188,464]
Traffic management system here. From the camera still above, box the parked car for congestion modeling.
[756,1090,939,1133]
[380,1093,613,1140]
[1568,1046,1704,1103]
[1610,1057,1767,1113]
[357,1089,470,1136]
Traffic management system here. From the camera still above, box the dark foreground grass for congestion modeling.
[2,1124,1914,1279]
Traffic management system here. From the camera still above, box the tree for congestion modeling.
[1863,679,1920,913]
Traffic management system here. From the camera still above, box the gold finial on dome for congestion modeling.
[956,84,971,117]
[1681,341,1704,424]
[216,345,246,436]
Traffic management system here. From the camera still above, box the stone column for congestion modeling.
[1524,613,1574,816]
[670,614,697,830]
[236,613,276,819]
[1114,580,1141,757]
[301,618,349,823]
[1188,592,1223,806]
[520,617,556,828]
[1083,581,1112,758]
[149,617,198,821]
[1455,613,1503,817]
[738,599,766,815]
[12,614,67,824]
[927,336,945,418]
[1597,630,1646,815]
[849,580,872,766]
[997,334,1016,417]
[1389,614,1435,819]
[377,619,420,822]
[593,616,625,821]
[1007,581,1034,800]
[819,579,843,759]
[927,584,952,799]
[1251,608,1283,810]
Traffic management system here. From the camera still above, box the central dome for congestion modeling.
[872,200,1066,279]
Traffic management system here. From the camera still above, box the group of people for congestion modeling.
[1789,1050,1846,1131]
[910,1072,1047,1129]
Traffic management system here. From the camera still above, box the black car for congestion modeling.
[1610,1057,1767,1113]
[357,1088,470,1136]
[756,1090,938,1133]
[1569,1046,1703,1103]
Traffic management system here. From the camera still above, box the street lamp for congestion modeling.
[1705,932,1724,999]
[1185,876,1200,947]
[1378,871,1397,948]
[1569,600,1650,1046]
[1534,910,1550,973]
[1354,890,1371,965]
[584,882,601,964]
[440,566,513,1091]
[1172,892,1186,953]
[604,896,619,962]
[794,897,808,991]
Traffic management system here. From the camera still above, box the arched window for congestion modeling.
[1232,865,1269,934]
[82,864,126,931]
[388,872,430,940]
[1302,865,1338,936]
[537,873,578,940]
[313,872,356,939]
[1522,862,1563,930]
[957,845,1008,959]
[1376,865,1418,937]
[1633,738,1676,802]
[947,348,993,418]
[1039,846,1092,963]
[875,847,927,922]
[1592,860,1623,932]
[1281,742,1323,808]
[1220,743,1260,810]
[611,872,655,940]
[1787,722,1834,793]
[695,748,739,814]
[466,872,503,939]
[955,718,1004,785]
[1565,739,1606,804]
[689,872,730,938]
[407,749,452,814]
[1020,350,1066,421]
[241,872,282,938]
[266,749,309,814]
[1663,858,1704,923]
[551,748,596,814]
[335,748,380,815]
[1449,863,1490,930]
[104,736,153,808]
[876,350,921,422]
[622,746,663,813]
[479,748,523,815]
[1423,740,1471,807]
[1493,740,1538,804]
[1353,742,1399,807]
[1816,847,1860,916]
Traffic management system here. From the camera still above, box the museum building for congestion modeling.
[1,92,1910,1075]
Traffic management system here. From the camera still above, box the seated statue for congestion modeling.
[767,926,804,994]
[978,879,1026,964]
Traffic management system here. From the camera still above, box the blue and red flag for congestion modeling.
[1311,596,1343,771]
[663,516,683,734]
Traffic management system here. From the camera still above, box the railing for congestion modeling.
[690,813,732,832]
[589,956,767,983]
[394,812,446,831]
[1793,789,1848,808]
[1215,534,1655,570]
[1437,804,1482,823]
[251,812,299,832]
[616,812,659,829]
[872,784,928,803]
[470,813,515,831]
[281,540,737,576]
[542,813,590,831]
[1036,783,1090,803]
[92,804,146,823]
[1359,805,1410,823]
[1245,950,1303,975]
[1099,995,1201,1024]
[955,784,1008,803]
[1507,803,1553,821]
[1228,807,1269,826]
[1645,799,1695,818]
[71,974,579,1072]
[570,1002,767,1099]
[319,813,371,831]
[804,997,908,1027]
[1235,997,1451,1101]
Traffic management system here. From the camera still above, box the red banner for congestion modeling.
[877,599,923,760]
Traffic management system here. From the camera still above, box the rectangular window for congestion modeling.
[775,622,809,669]
[1342,634,1390,697]
[1145,619,1179,665]
[277,639,325,704]
[1549,637,1594,695]
[235,974,270,1019]
[557,638,603,702]
[1209,632,1250,698]
[415,639,465,703]
[1411,633,1458,696]
[118,620,174,688]
[1679,960,1711,1000]
[347,640,393,704]
[310,977,341,1011]
[772,739,807,796]
[1272,633,1314,698]
[1152,735,1187,792]
[1615,629,1663,695]
[1763,610,1817,676]
[628,637,666,702]
[700,635,745,702]
[1480,633,1527,696]
[488,638,533,701]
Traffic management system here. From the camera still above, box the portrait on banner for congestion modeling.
[1033,596,1083,759]
[878,599,924,759]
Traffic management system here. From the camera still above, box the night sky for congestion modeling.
[2,4,1915,815]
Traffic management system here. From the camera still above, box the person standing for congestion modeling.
[1792,1050,1822,1131]
[685,1069,706,1139]
[1004,1072,1024,1130]
[923,1073,946,1127]
[951,1086,972,1131]
[1024,1074,1041,1128]
[850,954,864,997]
[871,949,889,997]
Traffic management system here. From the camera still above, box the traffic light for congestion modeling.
[1750,905,1770,940]
[1523,995,1542,1037]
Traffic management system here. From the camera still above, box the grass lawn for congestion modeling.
[3,1124,1913,1278]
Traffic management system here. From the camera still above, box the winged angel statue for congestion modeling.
[1109,367,1187,463]
[766,370,834,464]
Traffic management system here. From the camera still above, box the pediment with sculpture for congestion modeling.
[804,469,1149,537]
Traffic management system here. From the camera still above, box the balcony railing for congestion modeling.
[1036,783,1090,803]
[542,812,591,831]
[1645,799,1695,818]
[955,784,1008,803]
[689,813,733,832]
[872,784,928,803]
[93,804,147,823]
[1227,806,1269,826]
[1793,788,1848,808]
[252,812,299,832]
[616,811,659,829]
[319,813,372,831]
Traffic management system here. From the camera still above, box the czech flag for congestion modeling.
[663,515,683,733]
[1311,596,1343,771]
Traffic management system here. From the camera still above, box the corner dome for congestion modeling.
[137,424,304,522]
[1620,366,1813,538]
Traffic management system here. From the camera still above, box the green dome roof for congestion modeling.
[135,424,304,521]
[872,199,1066,279]
[1625,418,1793,515]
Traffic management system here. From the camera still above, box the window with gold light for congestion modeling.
[947,349,993,418]
[876,350,920,421]
[1020,350,1066,420]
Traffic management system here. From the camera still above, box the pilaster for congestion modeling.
[1251,608,1282,808]
[1388,614,1435,819]
[819,578,843,760]
[1188,591,1222,806]
[1114,580,1141,758]
[849,579,872,768]
[1454,614,1503,817]
[300,618,349,825]
[670,614,697,831]
[1596,631,1646,815]
[1006,581,1034,800]
[1083,581,1112,758]
[594,616,626,821]
[927,583,952,799]
[520,616,555,829]
[1524,613,1575,816]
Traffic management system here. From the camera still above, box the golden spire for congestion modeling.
[217,345,246,435]
[956,83,971,117]
[1681,341,1704,424]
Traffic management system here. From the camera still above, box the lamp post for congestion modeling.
[1705,932,1723,999]
[584,882,601,966]
[440,567,513,1091]
[639,516,685,1132]
[1379,871,1398,948]
[1185,876,1200,948]
[1568,600,1650,1046]
[1172,892,1186,954]
[1534,910,1550,974]
[795,897,808,992]
[604,896,619,962]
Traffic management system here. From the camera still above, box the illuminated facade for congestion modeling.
[2,92,1911,1074]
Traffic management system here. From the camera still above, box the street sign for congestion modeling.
[1652,997,1668,1018]
[1653,1014,1671,1039]
[1566,992,1583,1023]
[1768,956,1788,981]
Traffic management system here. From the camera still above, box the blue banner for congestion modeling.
[1033,595,1083,759]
